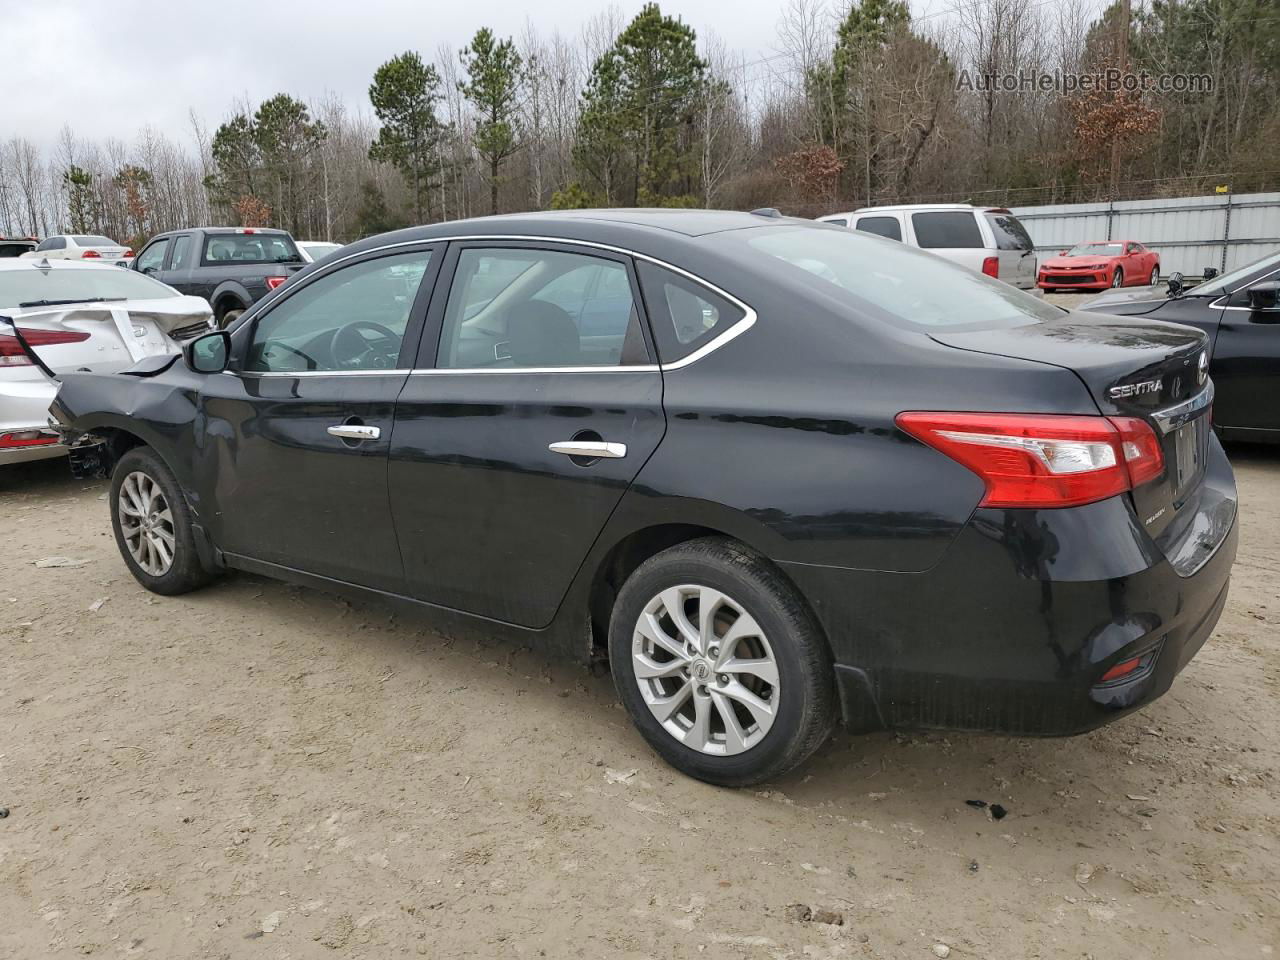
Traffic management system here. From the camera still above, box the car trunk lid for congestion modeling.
[931,312,1213,546]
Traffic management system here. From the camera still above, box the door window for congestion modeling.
[244,250,432,373]
[136,239,169,273]
[636,261,745,362]
[37,236,66,252]
[854,216,902,241]
[169,234,192,270]
[437,248,649,369]
[911,212,984,248]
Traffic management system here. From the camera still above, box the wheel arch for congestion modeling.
[582,520,832,669]
[210,282,251,320]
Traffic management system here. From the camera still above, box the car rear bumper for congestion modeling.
[1,376,64,464]
[780,443,1238,736]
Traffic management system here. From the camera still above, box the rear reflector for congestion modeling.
[0,431,59,448]
[981,256,999,278]
[896,412,1165,508]
[1100,657,1141,682]
[0,328,91,366]
[81,249,101,258]
[265,276,287,290]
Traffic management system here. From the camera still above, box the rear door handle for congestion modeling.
[549,440,627,459]
[327,424,381,441]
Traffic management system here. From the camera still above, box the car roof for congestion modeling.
[853,203,980,213]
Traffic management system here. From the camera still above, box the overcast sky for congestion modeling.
[3,0,982,153]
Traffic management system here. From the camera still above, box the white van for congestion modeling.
[817,204,1039,292]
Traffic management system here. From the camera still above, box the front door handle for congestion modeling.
[549,440,627,459]
[327,424,381,441]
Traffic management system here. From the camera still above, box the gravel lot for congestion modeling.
[2,435,1276,958]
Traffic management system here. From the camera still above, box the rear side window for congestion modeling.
[38,237,66,251]
[821,217,849,227]
[636,261,745,362]
[855,216,902,241]
[911,212,984,249]
[984,213,1034,251]
[170,234,193,270]
[0,242,34,258]
[203,233,300,265]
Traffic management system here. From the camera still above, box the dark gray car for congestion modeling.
[131,227,305,326]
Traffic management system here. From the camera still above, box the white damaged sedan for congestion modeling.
[1,258,213,465]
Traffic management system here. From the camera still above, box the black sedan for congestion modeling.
[47,210,1237,786]
[1081,249,1280,441]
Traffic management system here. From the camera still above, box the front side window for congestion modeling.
[855,216,902,241]
[636,261,745,361]
[244,250,432,373]
[911,212,984,249]
[740,224,1061,331]
[136,239,169,273]
[204,232,300,265]
[984,213,1034,251]
[437,248,648,369]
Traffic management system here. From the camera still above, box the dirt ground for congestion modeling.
[2,440,1277,960]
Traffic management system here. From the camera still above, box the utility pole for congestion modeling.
[1108,0,1132,198]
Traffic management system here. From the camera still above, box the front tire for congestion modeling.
[608,537,836,787]
[110,447,216,595]
[1112,267,1124,288]
[1149,266,1160,286]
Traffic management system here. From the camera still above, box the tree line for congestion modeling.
[2,0,1277,250]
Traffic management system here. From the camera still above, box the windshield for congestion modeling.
[1066,243,1123,257]
[0,265,179,307]
[1196,249,1280,296]
[203,233,300,264]
[739,225,1061,330]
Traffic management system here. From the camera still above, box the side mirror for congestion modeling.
[1202,266,1219,280]
[183,331,230,374]
[1166,271,1184,297]
[1247,280,1280,311]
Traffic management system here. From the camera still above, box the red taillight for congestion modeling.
[0,430,59,448]
[0,328,92,366]
[81,249,101,258]
[981,256,999,278]
[1100,657,1142,682]
[123,249,134,258]
[896,412,1165,509]
[265,276,287,290]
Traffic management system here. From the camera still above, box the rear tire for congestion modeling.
[219,307,245,329]
[1112,267,1124,288]
[608,537,836,787]
[110,447,216,596]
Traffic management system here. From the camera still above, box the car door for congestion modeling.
[387,240,666,628]
[156,233,195,290]
[1211,277,1280,433]
[195,243,442,591]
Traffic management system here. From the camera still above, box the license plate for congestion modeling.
[1173,417,1207,496]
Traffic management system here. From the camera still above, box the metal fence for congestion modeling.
[1011,192,1280,278]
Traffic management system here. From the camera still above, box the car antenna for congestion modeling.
[0,314,60,381]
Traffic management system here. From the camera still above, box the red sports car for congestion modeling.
[1038,241,1160,292]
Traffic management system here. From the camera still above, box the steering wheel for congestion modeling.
[329,320,401,370]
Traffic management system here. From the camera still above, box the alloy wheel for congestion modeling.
[1112,269,1123,287]
[631,584,780,756]
[118,471,176,576]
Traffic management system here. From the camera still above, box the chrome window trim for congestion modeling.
[234,233,756,376]
[1150,380,1214,435]
[233,369,414,378]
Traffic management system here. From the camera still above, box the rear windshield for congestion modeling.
[73,235,117,246]
[0,242,35,258]
[911,211,984,249]
[740,225,1061,331]
[1066,243,1123,257]
[985,213,1034,251]
[0,265,179,308]
[203,233,300,265]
